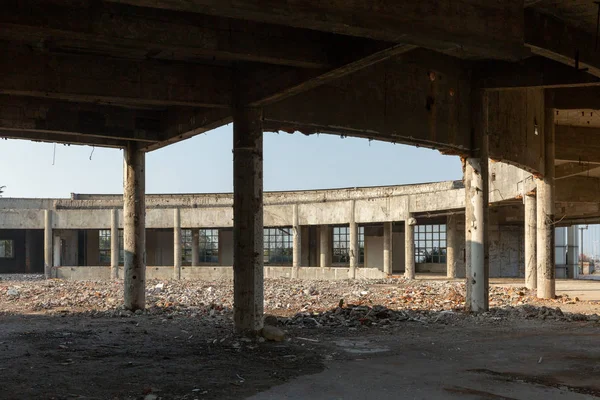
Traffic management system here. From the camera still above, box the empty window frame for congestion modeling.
[332,226,364,264]
[0,240,14,258]
[263,227,293,265]
[98,230,124,265]
[199,229,219,263]
[414,224,447,264]
[99,230,111,264]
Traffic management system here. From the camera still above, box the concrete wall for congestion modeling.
[55,266,387,281]
[392,232,405,273]
[219,230,233,266]
[365,235,383,270]
[489,225,524,278]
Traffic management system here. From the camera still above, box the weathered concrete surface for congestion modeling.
[404,216,415,280]
[382,222,392,276]
[537,105,556,299]
[348,201,357,279]
[249,323,600,400]
[110,209,119,280]
[232,105,264,334]
[54,266,386,281]
[525,194,537,289]
[43,209,52,279]
[292,203,300,278]
[173,208,181,280]
[123,145,146,311]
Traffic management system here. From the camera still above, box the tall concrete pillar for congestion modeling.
[465,154,489,312]
[191,229,200,266]
[233,105,264,334]
[53,235,61,269]
[349,200,358,279]
[292,204,300,278]
[44,209,52,279]
[110,209,119,280]
[123,144,146,311]
[446,214,458,279]
[524,194,537,290]
[320,225,329,268]
[173,208,182,280]
[404,216,415,279]
[536,102,556,299]
[383,222,392,276]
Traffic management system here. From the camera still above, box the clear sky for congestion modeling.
[0,125,463,198]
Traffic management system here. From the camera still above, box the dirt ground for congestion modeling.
[0,275,599,399]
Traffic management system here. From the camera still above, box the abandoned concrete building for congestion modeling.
[4,0,600,333]
[0,160,586,283]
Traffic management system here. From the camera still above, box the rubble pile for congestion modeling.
[0,276,595,326]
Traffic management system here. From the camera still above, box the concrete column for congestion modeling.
[44,209,52,279]
[465,93,489,312]
[524,194,537,290]
[404,216,416,279]
[123,144,146,311]
[446,214,458,279]
[53,235,61,269]
[536,102,556,299]
[173,208,182,280]
[292,204,300,278]
[320,225,329,268]
[233,105,264,334]
[349,200,358,279]
[191,229,200,266]
[110,209,119,280]
[383,222,392,276]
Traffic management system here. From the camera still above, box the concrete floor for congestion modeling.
[249,321,600,400]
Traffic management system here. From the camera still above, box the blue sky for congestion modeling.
[0,125,462,198]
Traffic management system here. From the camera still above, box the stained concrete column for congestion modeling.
[349,200,358,279]
[320,225,329,268]
[173,208,182,280]
[383,222,392,276]
[536,102,556,299]
[53,235,61,269]
[404,216,416,279]
[292,204,300,278]
[465,91,490,312]
[446,214,458,279]
[524,194,537,290]
[233,105,264,334]
[191,229,200,266]
[110,209,119,280]
[44,209,52,279]
[123,144,146,311]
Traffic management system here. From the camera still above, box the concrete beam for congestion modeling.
[525,9,600,78]
[232,105,264,334]
[123,144,146,311]
[105,0,525,60]
[0,0,335,69]
[0,47,230,108]
[555,125,600,163]
[555,162,600,180]
[477,57,600,91]
[556,176,600,203]
[0,96,163,146]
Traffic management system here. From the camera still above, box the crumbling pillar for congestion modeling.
[173,208,182,280]
[349,200,358,279]
[292,204,300,278]
[123,143,146,311]
[320,225,329,268]
[404,216,415,279]
[446,214,458,279]
[537,100,556,299]
[44,209,52,279]
[110,209,119,280]
[383,222,392,276]
[233,105,264,334]
[524,193,537,290]
[191,229,200,266]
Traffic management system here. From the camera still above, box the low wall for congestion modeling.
[54,266,387,281]
[416,263,446,273]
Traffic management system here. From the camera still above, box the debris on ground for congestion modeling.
[0,275,597,328]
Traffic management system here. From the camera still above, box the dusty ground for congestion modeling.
[0,275,599,399]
